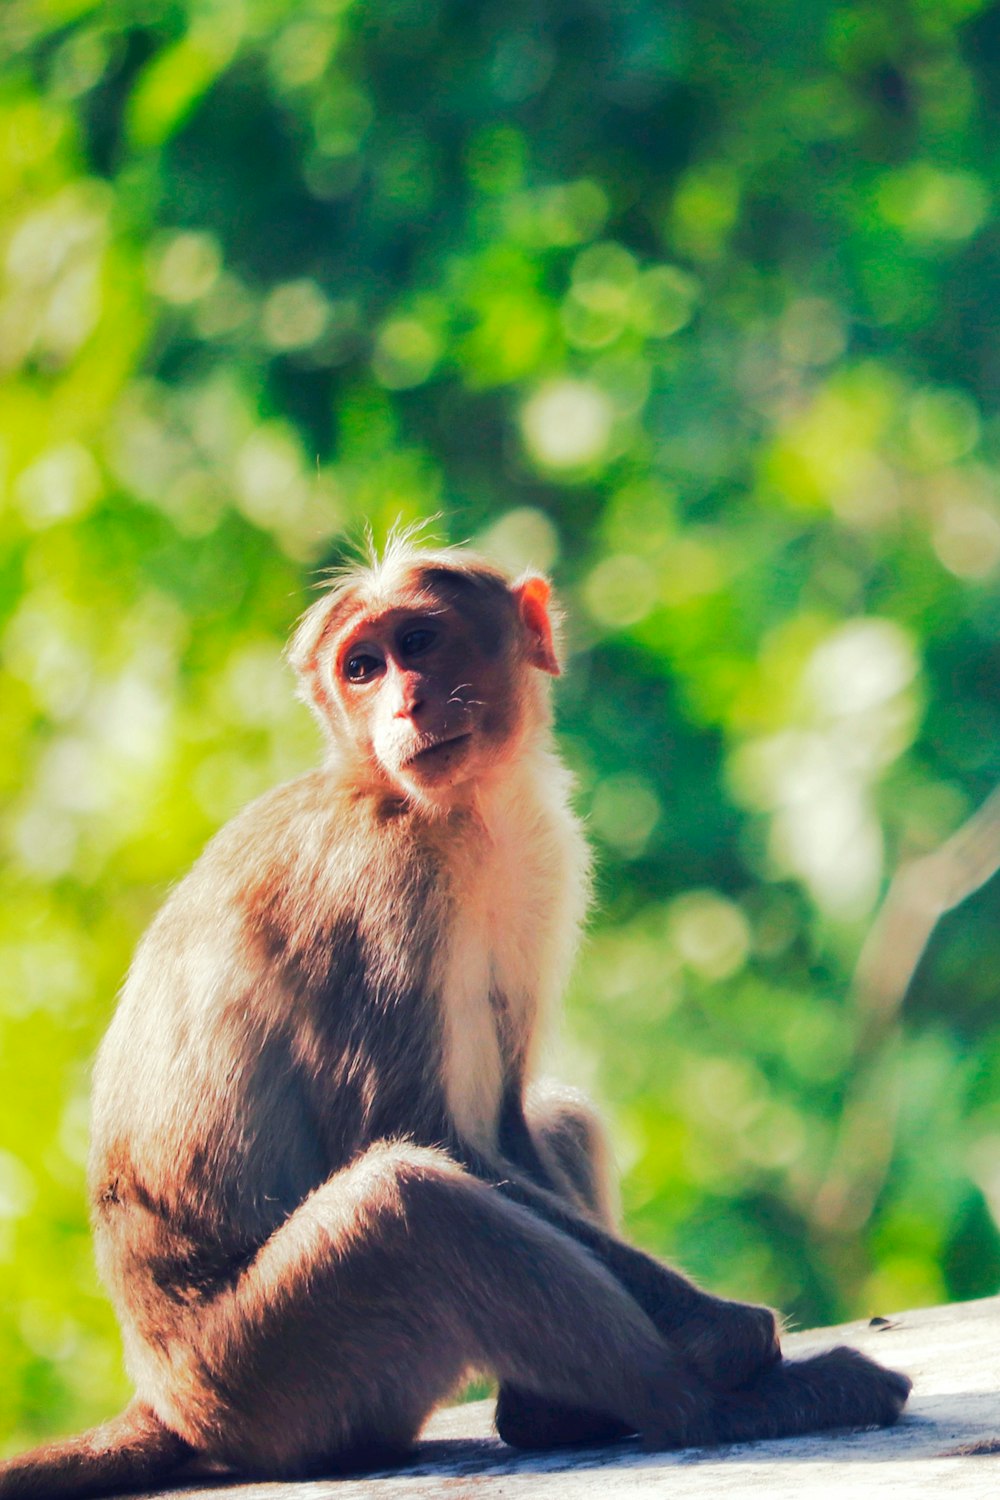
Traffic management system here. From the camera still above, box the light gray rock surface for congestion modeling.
[128,1296,1000,1498]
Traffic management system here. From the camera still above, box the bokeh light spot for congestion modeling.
[262,279,330,352]
[590,774,662,859]
[478,507,560,575]
[521,379,613,470]
[583,553,658,627]
[668,891,751,981]
[372,318,441,389]
[148,231,221,305]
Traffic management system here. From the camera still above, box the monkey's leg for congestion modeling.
[488,1157,781,1393]
[165,1141,710,1477]
[496,1083,635,1449]
[523,1080,621,1227]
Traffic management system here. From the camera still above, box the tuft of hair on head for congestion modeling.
[289,526,504,670]
[286,522,423,681]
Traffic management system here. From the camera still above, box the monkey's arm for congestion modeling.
[470,1146,910,1451]
[489,1088,778,1389]
[485,1160,779,1391]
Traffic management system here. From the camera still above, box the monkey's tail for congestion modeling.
[0,1401,194,1500]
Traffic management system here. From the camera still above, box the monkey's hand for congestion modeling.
[658,1294,782,1392]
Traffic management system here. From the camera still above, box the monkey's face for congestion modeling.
[325,578,535,810]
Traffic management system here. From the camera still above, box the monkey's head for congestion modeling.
[289,541,561,812]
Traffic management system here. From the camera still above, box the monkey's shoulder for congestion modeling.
[148,770,439,939]
[198,767,423,879]
[102,771,447,1083]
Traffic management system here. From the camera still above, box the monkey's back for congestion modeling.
[88,771,453,1318]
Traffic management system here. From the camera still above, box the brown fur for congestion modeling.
[0,542,909,1498]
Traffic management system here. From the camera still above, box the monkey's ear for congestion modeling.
[513,575,560,676]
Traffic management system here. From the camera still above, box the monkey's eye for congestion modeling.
[343,653,382,683]
[399,627,437,659]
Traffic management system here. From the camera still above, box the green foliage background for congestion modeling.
[3,0,1000,1452]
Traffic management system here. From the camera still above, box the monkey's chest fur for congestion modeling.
[89,767,584,1305]
[433,800,564,1154]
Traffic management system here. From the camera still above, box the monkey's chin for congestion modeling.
[397,734,475,804]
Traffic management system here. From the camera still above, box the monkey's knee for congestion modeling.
[296,1139,465,1248]
[525,1080,619,1228]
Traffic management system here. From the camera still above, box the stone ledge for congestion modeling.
[137,1295,1000,1499]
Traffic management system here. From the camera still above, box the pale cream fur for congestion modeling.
[434,745,590,1151]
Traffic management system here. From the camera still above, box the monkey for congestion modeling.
[0,535,910,1498]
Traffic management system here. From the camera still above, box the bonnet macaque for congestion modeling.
[0,538,909,1497]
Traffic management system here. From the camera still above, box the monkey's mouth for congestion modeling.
[406,733,472,770]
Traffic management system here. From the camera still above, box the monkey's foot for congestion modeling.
[644,1346,912,1451]
[495,1386,632,1450]
[712,1345,910,1438]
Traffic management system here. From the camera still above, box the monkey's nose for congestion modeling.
[395,688,426,720]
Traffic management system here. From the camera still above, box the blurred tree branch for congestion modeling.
[814,783,1000,1233]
